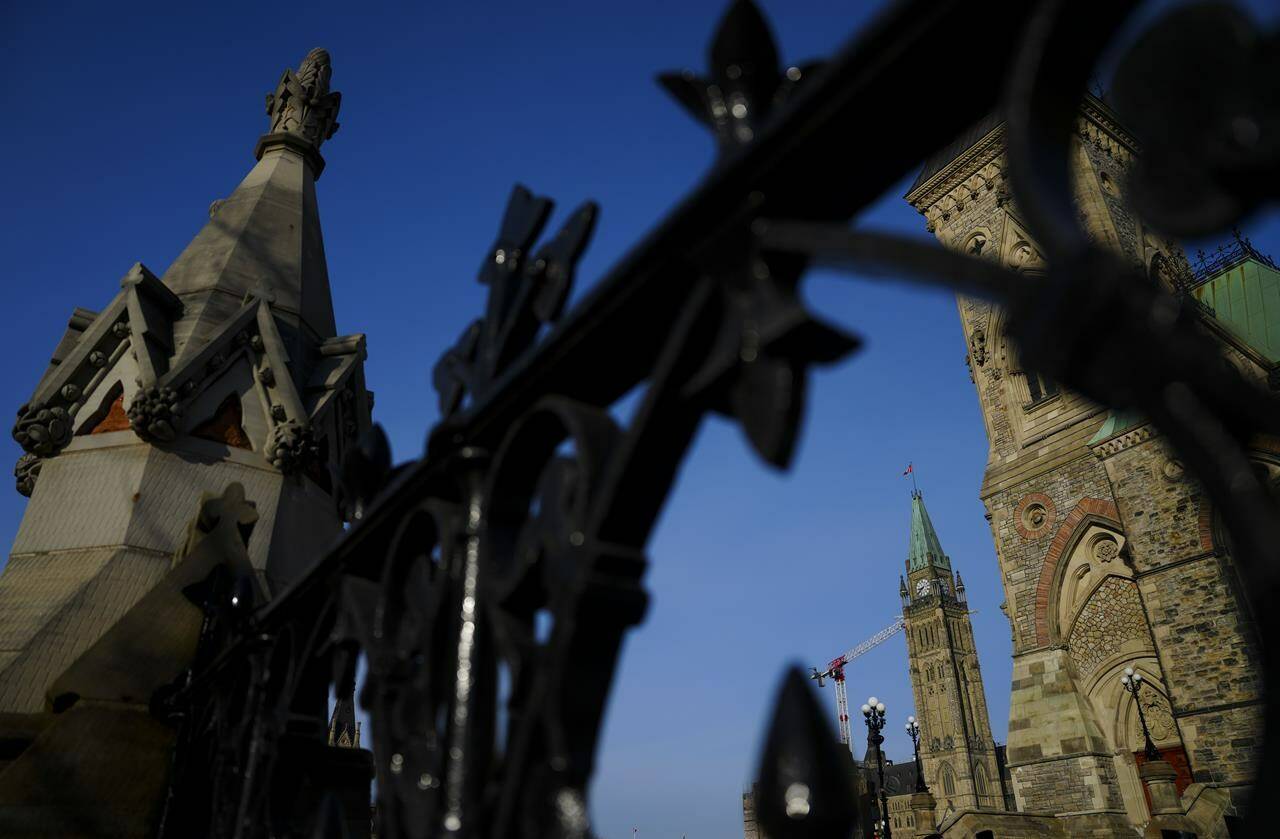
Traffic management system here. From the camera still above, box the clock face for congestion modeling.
[915,579,931,597]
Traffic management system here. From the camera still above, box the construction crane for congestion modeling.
[810,616,906,750]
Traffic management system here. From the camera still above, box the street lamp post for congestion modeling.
[1120,667,1162,761]
[905,716,927,793]
[861,696,893,839]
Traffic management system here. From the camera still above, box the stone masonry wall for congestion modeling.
[986,461,1115,655]
[1005,648,1124,815]
[906,98,1262,829]
[1102,433,1264,809]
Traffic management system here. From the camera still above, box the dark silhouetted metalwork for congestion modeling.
[861,697,891,839]
[155,1,1279,837]
[1122,666,1164,763]
[906,716,926,794]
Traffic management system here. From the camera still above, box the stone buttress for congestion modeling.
[904,94,1266,834]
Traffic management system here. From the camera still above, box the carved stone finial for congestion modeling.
[13,401,72,457]
[14,453,41,497]
[262,48,342,160]
[127,386,182,443]
[265,419,318,474]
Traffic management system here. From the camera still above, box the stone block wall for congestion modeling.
[1101,433,1264,808]
[0,432,339,712]
[985,458,1115,655]
[1004,649,1123,815]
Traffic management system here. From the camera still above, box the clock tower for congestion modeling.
[900,490,1004,817]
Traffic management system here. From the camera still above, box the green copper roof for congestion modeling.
[1192,255,1280,363]
[907,491,951,573]
[1087,408,1145,445]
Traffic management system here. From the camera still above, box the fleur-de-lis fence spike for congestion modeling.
[755,666,859,838]
[434,187,599,417]
[659,0,821,152]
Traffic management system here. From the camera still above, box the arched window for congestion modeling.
[941,763,956,796]
[1027,372,1059,404]
[974,763,989,796]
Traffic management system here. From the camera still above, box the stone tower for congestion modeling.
[0,48,372,713]
[904,95,1265,833]
[899,490,1003,818]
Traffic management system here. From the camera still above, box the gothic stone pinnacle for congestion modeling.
[258,47,342,176]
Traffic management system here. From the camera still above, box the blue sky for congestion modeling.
[2,2,1277,837]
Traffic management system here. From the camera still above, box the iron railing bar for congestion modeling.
[429,0,1039,454]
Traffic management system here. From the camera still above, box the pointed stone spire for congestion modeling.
[161,48,342,362]
[0,47,372,712]
[907,489,951,573]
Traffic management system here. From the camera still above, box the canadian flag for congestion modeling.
[903,463,914,476]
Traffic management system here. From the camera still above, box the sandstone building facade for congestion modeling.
[745,95,1272,839]
[902,95,1273,836]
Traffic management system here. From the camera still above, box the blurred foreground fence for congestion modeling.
[155,1,1280,836]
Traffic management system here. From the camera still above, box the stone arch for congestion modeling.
[1088,658,1181,826]
[1064,573,1149,683]
[962,227,994,259]
[1197,448,1280,557]
[1056,525,1130,639]
[1197,494,1216,553]
[76,380,128,436]
[972,761,989,797]
[939,761,957,797]
[71,350,142,436]
[182,355,272,452]
[985,307,1058,418]
[1033,497,1121,647]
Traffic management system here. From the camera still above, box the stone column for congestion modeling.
[910,790,939,838]
[1140,760,1201,838]
[1140,760,1181,817]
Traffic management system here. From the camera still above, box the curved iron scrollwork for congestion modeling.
[157,1,1279,837]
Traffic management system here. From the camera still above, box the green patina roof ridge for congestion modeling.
[907,490,951,573]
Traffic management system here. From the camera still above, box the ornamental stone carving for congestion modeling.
[14,453,41,497]
[1025,504,1047,530]
[1141,692,1176,743]
[265,48,342,150]
[127,386,182,443]
[969,327,987,367]
[1013,492,1056,540]
[265,420,319,474]
[13,401,72,456]
[1091,534,1120,563]
[1010,241,1043,271]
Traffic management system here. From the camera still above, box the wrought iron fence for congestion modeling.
[154,1,1279,836]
